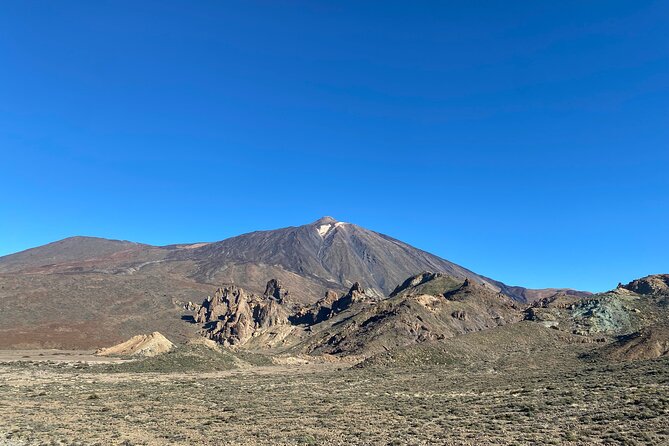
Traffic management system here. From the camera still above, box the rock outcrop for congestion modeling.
[390,272,465,298]
[290,290,337,326]
[299,276,523,357]
[601,325,669,361]
[186,270,669,365]
[621,274,669,296]
[390,272,447,297]
[96,332,175,357]
[264,278,288,302]
[289,283,371,326]
[331,282,368,313]
[195,279,289,347]
[521,274,669,343]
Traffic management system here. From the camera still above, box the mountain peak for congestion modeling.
[176,217,500,302]
[312,216,350,238]
[312,216,338,225]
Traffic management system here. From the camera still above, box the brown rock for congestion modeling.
[621,275,669,296]
[288,284,371,326]
[451,310,466,320]
[324,290,339,304]
[264,278,288,302]
[331,282,367,313]
[194,280,289,346]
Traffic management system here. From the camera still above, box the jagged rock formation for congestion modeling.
[188,272,669,364]
[620,274,669,296]
[264,278,289,302]
[331,282,370,313]
[293,275,523,358]
[195,279,289,347]
[96,332,175,357]
[290,283,374,326]
[289,291,337,326]
[192,273,523,358]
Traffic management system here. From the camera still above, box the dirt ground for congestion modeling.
[0,350,126,364]
[1,348,668,446]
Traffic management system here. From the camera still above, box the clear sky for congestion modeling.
[1,1,667,292]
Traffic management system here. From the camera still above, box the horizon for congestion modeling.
[2,1,668,292]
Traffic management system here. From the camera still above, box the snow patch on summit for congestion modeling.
[317,224,332,237]
[317,222,348,238]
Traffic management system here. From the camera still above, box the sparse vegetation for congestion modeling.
[2,227,669,445]
[1,342,668,445]
[99,345,243,373]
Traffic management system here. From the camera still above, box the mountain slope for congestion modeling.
[172,216,501,299]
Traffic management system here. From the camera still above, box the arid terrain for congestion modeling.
[3,0,665,443]
[1,219,668,445]
[1,336,668,446]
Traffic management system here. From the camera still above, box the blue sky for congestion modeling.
[1,1,667,292]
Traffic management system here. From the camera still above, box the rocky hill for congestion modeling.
[292,275,523,358]
[185,273,523,359]
[182,272,669,365]
[96,332,175,357]
[524,275,669,338]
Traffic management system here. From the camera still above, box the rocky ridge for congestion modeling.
[292,272,523,358]
[620,274,669,296]
[186,272,669,364]
[190,272,524,359]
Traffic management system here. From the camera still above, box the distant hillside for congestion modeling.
[0,236,149,273]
